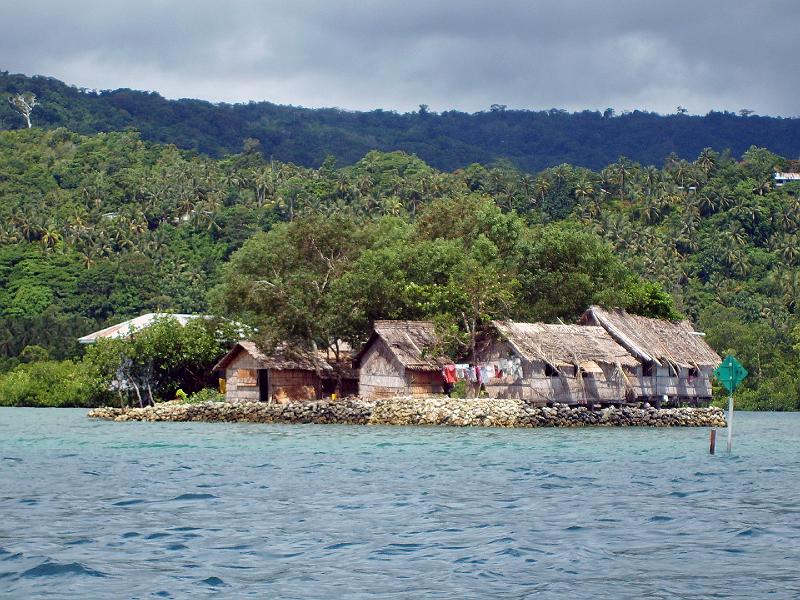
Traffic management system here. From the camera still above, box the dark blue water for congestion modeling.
[1,409,798,599]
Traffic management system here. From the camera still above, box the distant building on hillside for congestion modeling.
[774,172,800,187]
[78,313,199,344]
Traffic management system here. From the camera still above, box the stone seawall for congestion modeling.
[88,397,727,428]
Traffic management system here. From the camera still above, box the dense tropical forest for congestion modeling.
[1,123,799,409]
[2,71,800,172]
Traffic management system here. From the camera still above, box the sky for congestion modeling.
[1,0,797,117]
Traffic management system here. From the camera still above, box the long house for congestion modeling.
[580,306,721,405]
[353,320,445,400]
[472,320,639,405]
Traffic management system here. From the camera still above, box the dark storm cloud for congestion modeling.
[1,0,797,115]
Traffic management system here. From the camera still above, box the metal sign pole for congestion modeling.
[713,355,747,456]
[726,395,733,453]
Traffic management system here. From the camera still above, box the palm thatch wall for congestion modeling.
[354,321,445,400]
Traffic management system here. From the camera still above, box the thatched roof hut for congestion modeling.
[214,341,333,404]
[473,320,637,405]
[353,320,446,400]
[354,320,443,370]
[214,341,333,373]
[579,306,721,369]
[490,320,639,372]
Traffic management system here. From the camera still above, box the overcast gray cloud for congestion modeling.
[1,0,797,116]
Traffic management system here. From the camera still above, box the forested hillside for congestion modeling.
[1,126,799,409]
[2,71,799,172]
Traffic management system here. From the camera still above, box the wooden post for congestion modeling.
[726,395,734,453]
[709,429,716,455]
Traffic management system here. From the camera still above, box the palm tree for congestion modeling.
[0,226,19,245]
[380,196,404,217]
[40,226,62,252]
[604,158,634,202]
[643,166,661,198]
[518,174,535,207]
[775,269,800,312]
[695,148,718,177]
[80,248,97,269]
[779,235,800,265]
[533,176,551,205]
[574,178,595,203]
[639,195,663,225]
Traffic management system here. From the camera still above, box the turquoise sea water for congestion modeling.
[1,408,799,599]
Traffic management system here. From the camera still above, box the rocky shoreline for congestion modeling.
[88,397,727,428]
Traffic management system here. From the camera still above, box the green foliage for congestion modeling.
[3,71,800,172]
[183,388,225,404]
[83,317,231,406]
[19,344,50,363]
[0,117,798,410]
[0,359,108,407]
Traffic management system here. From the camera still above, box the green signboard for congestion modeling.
[714,355,748,394]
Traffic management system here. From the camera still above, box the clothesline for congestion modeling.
[443,358,523,384]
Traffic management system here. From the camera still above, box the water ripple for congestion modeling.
[0,408,798,599]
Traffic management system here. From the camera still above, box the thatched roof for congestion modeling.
[213,341,333,372]
[490,320,639,370]
[581,306,721,369]
[353,320,443,371]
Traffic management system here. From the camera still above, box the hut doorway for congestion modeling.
[258,369,270,403]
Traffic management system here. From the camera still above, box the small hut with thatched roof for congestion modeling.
[472,320,639,406]
[353,320,445,400]
[580,306,721,405]
[214,341,333,403]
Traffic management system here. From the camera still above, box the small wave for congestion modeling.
[145,533,170,540]
[113,499,146,507]
[21,561,106,579]
[198,576,227,587]
[649,515,674,523]
[1,551,24,562]
[323,542,360,550]
[64,538,93,546]
[171,493,217,501]
[736,527,766,537]
[166,543,188,551]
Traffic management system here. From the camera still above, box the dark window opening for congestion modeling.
[545,364,559,377]
[642,361,655,377]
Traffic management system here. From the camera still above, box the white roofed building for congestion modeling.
[78,313,200,344]
[774,172,800,187]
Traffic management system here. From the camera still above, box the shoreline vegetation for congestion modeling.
[2,115,800,411]
[87,398,727,428]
